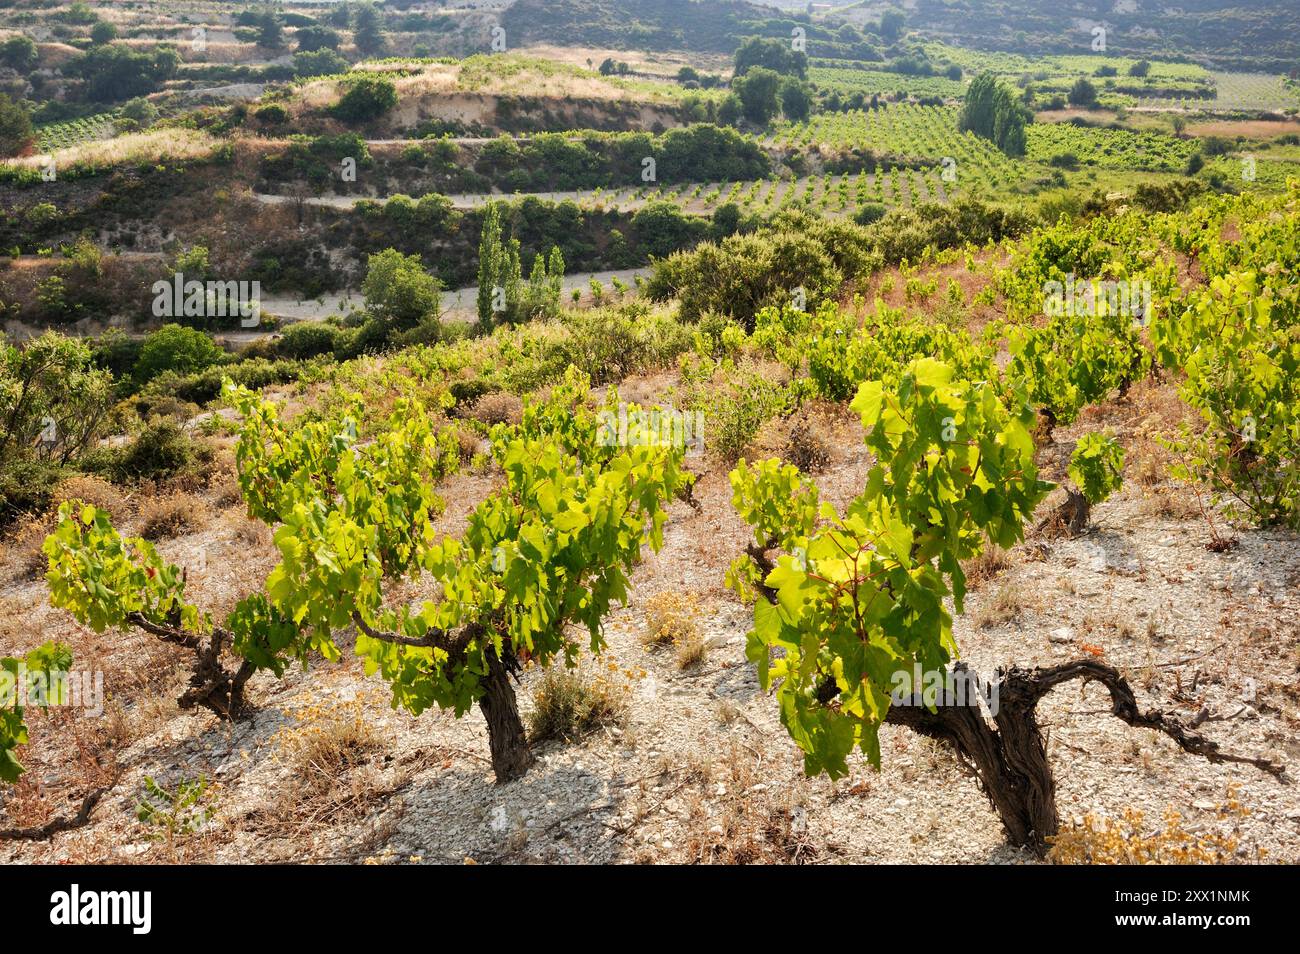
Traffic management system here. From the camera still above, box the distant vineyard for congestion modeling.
[809,66,967,101]
[768,105,1024,191]
[1026,122,1198,172]
[35,113,120,152]
[1209,72,1298,111]
[466,168,953,219]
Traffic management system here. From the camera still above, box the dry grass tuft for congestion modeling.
[274,696,383,795]
[782,413,832,472]
[452,426,482,461]
[973,580,1030,628]
[1138,483,1200,520]
[54,474,128,518]
[666,743,819,864]
[222,511,272,548]
[1049,786,1262,864]
[5,514,54,581]
[465,391,523,427]
[640,592,710,669]
[210,473,244,510]
[527,667,631,743]
[962,541,1013,589]
[640,591,701,647]
[674,630,708,670]
[138,492,211,540]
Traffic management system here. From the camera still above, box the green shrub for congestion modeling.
[331,76,397,123]
[687,366,793,462]
[148,357,309,405]
[255,103,288,124]
[0,458,65,525]
[293,48,347,78]
[93,420,208,484]
[135,324,226,384]
[362,249,441,330]
[630,201,710,259]
[275,322,338,360]
[553,304,691,384]
[853,202,887,226]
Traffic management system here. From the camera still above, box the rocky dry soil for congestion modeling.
[1,375,1297,865]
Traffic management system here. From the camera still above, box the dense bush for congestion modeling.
[331,76,398,123]
[275,322,339,360]
[134,324,227,385]
[296,25,341,52]
[734,36,807,78]
[149,357,309,405]
[647,198,1031,328]
[473,124,768,191]
[70,44,181,103]
[0,35,38,73]
[550,303,693,383]
[868,197,1034,264]
[0,92,33,159]
[361,249,441,330]
[260,133,371,190]
[630,201,711,258]
[647,228,844,330]
[733,67,782,124]
[0,458,65,525]
[91,420,208,484]
[293,48,348,78]
[1,332,114,470]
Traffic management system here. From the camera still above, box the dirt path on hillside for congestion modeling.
[212,266,654,344]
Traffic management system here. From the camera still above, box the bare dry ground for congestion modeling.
[517,43,733,79]
[1186,119,1300,140]
[1,348,1296,863]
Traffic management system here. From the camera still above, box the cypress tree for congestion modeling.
[476,203,501,327]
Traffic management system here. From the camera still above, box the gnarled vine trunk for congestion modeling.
[477,646,534,784]
[888,665,1058,850]
[886,660,1282,854]
[747,541,1281,853]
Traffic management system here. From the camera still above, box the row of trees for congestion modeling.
[66,44,181,104]
[959,72,1031,156]
[240,2,384,54]
[476,204,566,327]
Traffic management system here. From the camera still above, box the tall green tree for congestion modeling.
[733,37,807,79]
[353,2,385,55]
[960,73,1029,157]
[0,35,38,73]
[476,203,503,328]
[1068,77,1099,107]
[72,44,181,102]
[0,332,114,469]
[256,9,284,49]
[362,249,441,329]
[0,93,34,159]
[780,78,812,121]
[879,9,906,41]
[733,67,782,125]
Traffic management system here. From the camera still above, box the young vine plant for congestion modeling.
[42,368,689,783]
[727,358,1052,776]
